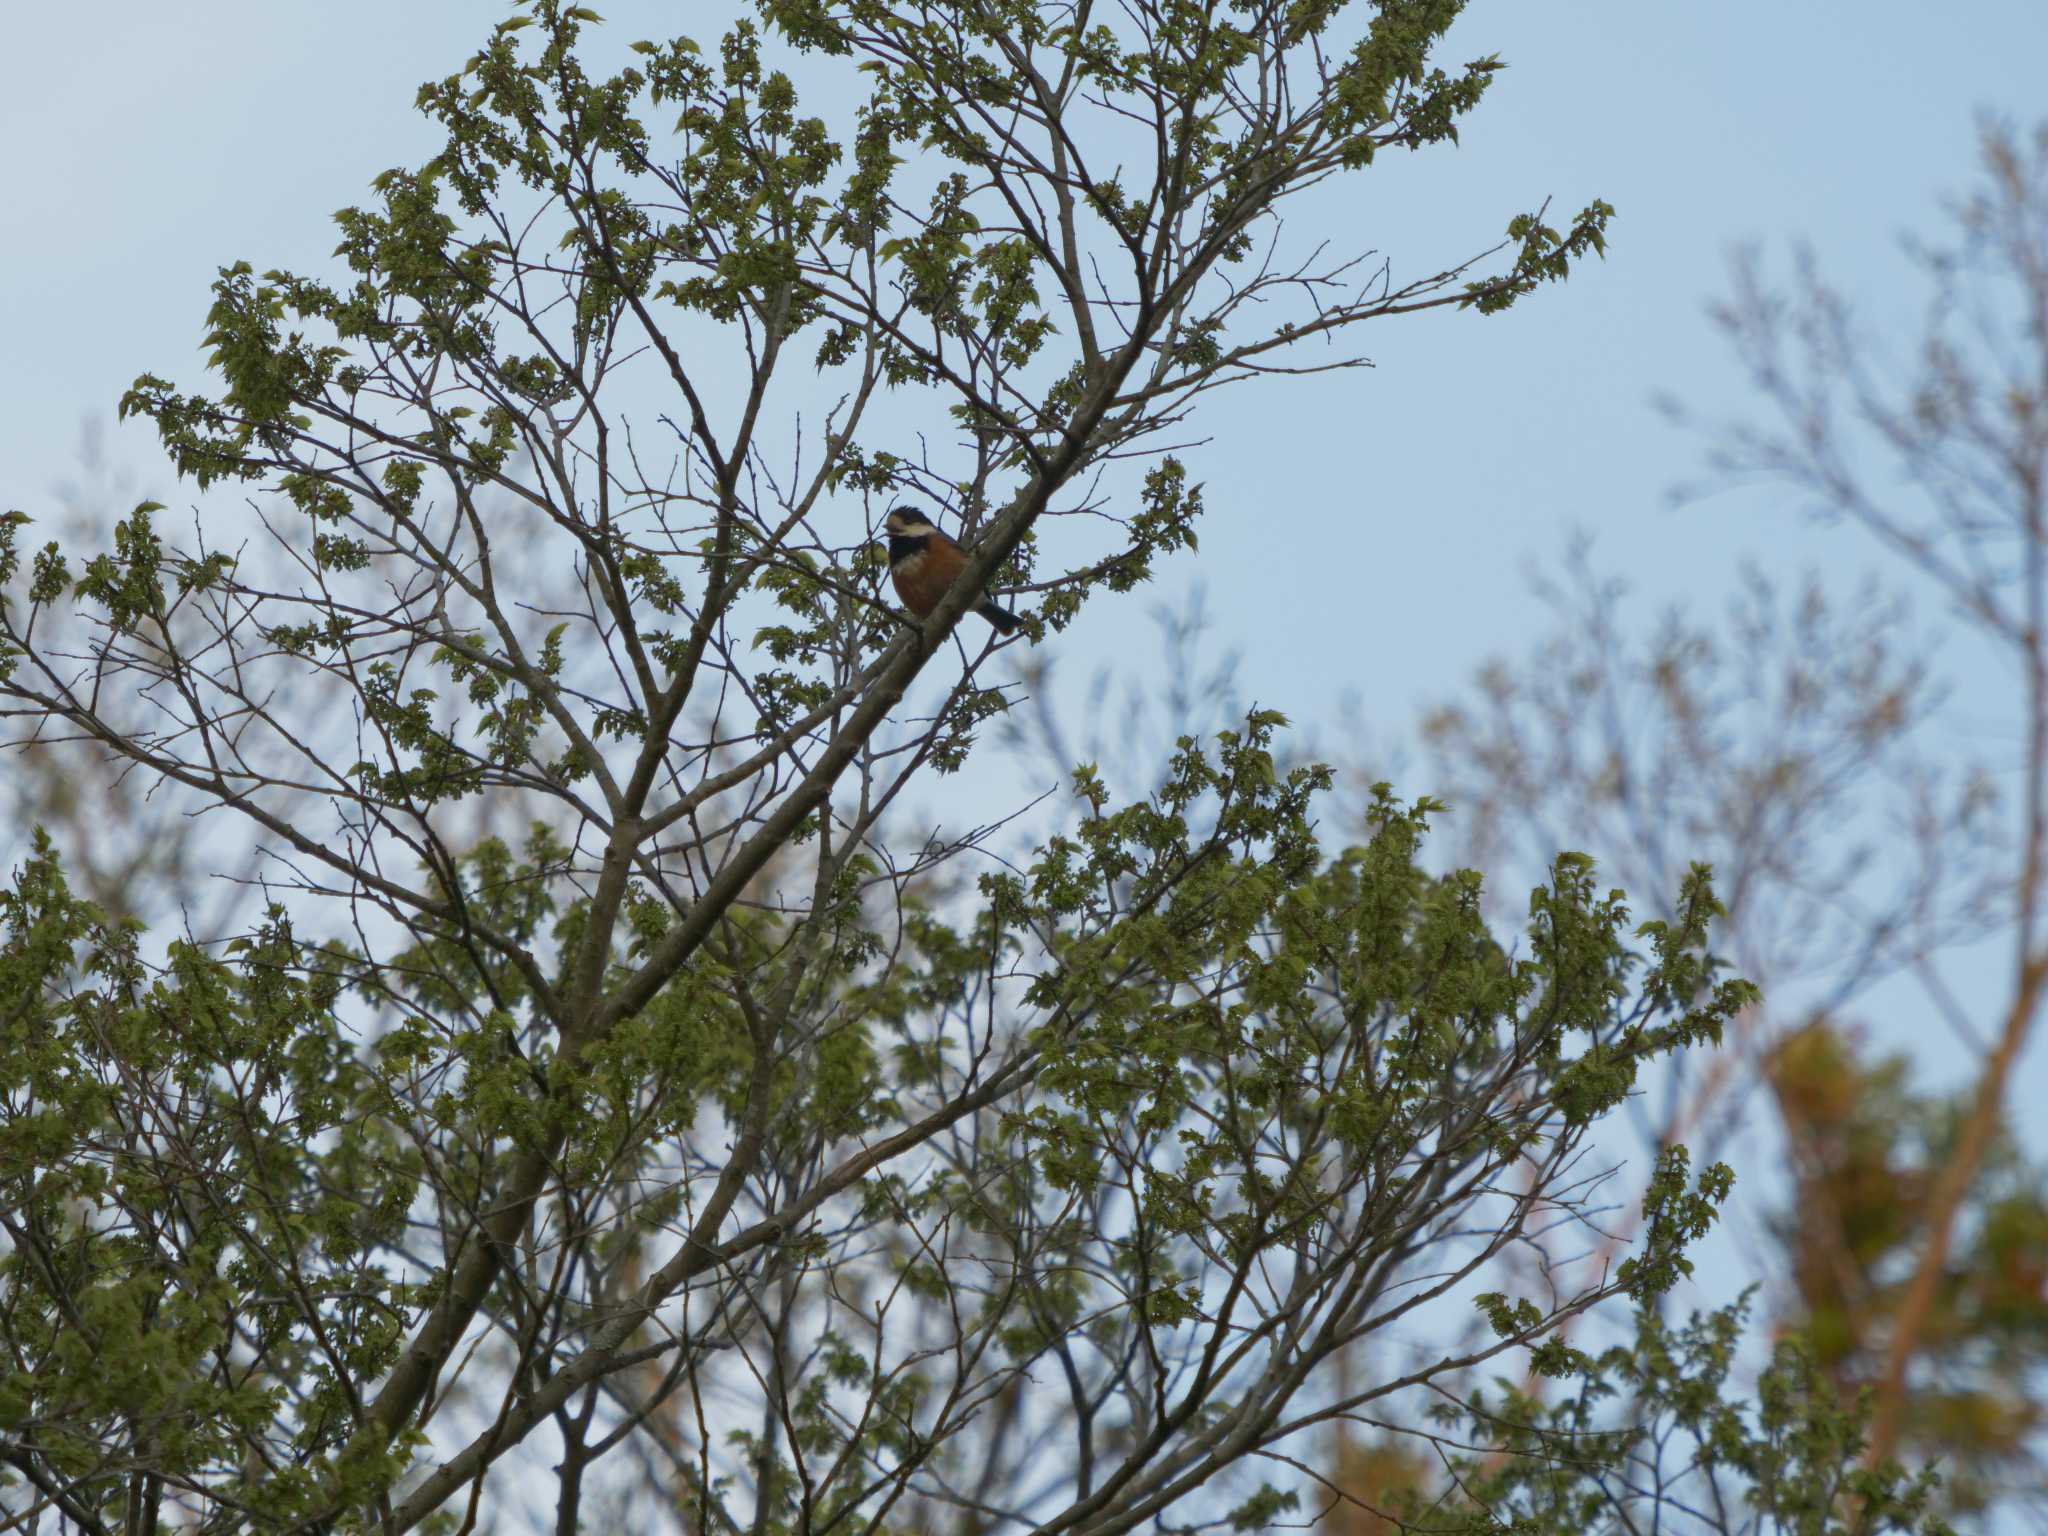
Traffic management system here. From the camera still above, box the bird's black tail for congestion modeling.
[976,599,1021,635]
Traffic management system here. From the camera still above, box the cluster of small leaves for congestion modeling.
[1035,459,1206,635]
[1392,1297,1955,1536]
[855,712,1758,1429]
[0,832,424,1527]
[1002,732,1746,1281]
[1461,199,1616,314]
[353,661,490,808]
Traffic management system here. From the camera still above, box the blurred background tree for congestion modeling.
[1358,120,2048,1525]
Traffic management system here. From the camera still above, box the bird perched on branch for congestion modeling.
[883,506,1021,635]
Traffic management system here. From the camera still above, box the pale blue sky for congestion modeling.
[6,0,2048,1320]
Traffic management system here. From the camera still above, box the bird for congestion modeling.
[882,506,1020,635]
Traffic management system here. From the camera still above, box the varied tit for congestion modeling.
[881,506,1021,635]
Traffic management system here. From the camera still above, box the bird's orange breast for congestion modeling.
[890,539,968,616]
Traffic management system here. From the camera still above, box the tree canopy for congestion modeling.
[0,2,1948,1534]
